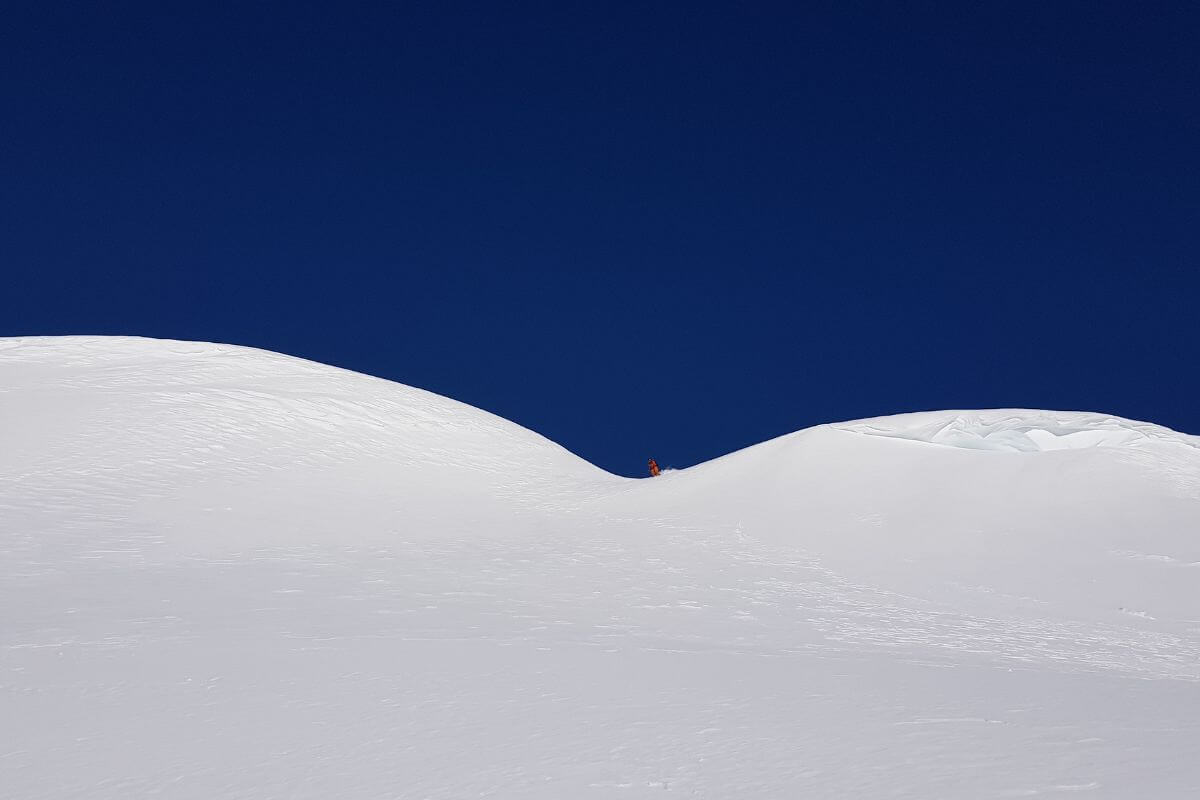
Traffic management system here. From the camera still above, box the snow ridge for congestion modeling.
[833,408,1199,452]
[3,336,1199,799]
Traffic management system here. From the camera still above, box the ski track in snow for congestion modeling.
[3,337,1200,799]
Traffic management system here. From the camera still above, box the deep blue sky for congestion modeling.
[3,2,1197,476]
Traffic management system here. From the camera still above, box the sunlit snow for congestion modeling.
[3,337,1198,798]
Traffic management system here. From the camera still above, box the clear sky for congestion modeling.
[3,2,1197,476]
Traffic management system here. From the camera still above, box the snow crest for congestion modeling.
[833,409,1199,453]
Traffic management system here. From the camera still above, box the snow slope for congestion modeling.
[3,336,1199,799]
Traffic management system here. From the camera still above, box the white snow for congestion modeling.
[2,336,1199,799]
[834,409,1199,452]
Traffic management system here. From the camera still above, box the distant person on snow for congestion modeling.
[648,458,661,477]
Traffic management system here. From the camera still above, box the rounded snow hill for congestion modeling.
[626,404,1200,632]
[3,336,1200,799]
[0,335,621,547]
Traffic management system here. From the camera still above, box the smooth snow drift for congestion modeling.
[3,336,1199,799]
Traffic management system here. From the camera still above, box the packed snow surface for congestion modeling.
[3,336,1199,799]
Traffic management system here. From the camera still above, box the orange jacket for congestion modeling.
[648,458,661,477]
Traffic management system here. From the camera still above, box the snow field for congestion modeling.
[2,337,1198,798]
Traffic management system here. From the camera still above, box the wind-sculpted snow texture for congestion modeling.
[3,337,1199,799]
[834,409,1200,453]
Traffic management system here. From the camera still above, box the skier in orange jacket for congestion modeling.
[648,458,661,477]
